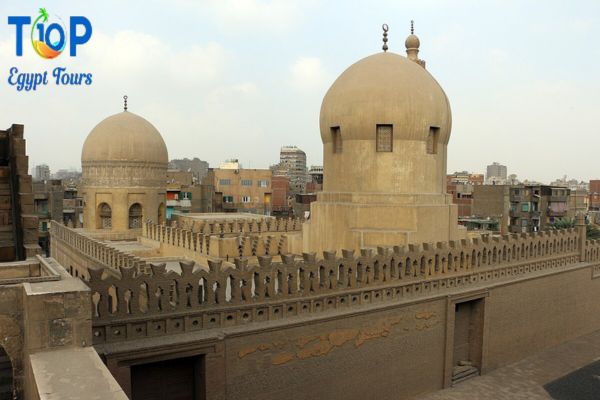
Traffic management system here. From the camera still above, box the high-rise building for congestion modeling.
[274,146,309,195]
[486,162,507,183]
[34,164,50,181]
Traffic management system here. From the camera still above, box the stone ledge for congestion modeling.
[29,347,127,400]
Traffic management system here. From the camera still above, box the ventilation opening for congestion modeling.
[376,124,393,152]
[427,126,440,154]
[331,127,342,153]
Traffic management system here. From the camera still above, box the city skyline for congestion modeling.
[2,0,600,183]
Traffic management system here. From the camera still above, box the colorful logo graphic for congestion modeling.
[8,9,92,58]
[30,8,66,59]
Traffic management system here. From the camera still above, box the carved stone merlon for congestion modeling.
[207,259,223,273]
[360,248,373,258]
[150,262,166,277]
[302,252,317,264]
[234,257,249,271]
[179,260,195,277]
[258,255,272,268]
[341,249,355,259]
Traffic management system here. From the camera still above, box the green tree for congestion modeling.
[550,217,600,239]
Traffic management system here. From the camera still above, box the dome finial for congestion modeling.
[405,20,425,68]
[123,95,128,112]
[382,24,389,52]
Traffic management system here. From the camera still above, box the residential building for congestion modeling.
[486,162,507,183]
[271,175,291,217]
[447,182,474,217]
[203,166,273,215]
[447,171,484,186]
[508,185,570,233]
[446,172,484,217]
[32,180,63,255]
[550,176,588,191]
[307,165,324,192]
[472,185,510,233]
[62,186,83,228]
[272,146,309,195]
[567,189,588,220]
[33,164,50,181]
[168,157,209,183]
[589,180,600,211]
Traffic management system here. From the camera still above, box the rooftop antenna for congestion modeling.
[382,24,389,52]
[123,95,128,111]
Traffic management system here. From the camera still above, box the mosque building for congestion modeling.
[80,98,168,236]
[303,23,464,253]
[35,23,600,400]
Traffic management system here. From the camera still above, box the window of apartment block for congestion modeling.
[427,126,440,154]
[258,180,269,188]
[241,179,252,186]
[331,126,342,153]
[242,196,251,203]
[376,124,393,152]
[521,219,528,227]
[521,202,530,212]
[223,196,234,203]
[219,179,231,185]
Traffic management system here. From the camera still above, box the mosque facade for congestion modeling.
[44,25,600,400]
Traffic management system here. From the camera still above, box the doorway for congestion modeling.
[452,299,484,384]
[131,355,205,400]
[0,346,13,400]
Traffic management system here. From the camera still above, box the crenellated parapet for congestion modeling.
[173,216,303,235]
[50,221,149,276]
[82,225,587,344]
[142,221,291,259]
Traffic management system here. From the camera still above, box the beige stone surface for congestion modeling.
[29,347,127,400]
[304,39,464,254]
[80,111,168,233]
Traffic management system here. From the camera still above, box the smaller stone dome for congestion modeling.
[81,111,168,164]
[405,34,420,49]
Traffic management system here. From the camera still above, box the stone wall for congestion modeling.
[51,215,600,399]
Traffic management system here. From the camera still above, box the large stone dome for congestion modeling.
[82,111,168,164]
[320,51,451,144]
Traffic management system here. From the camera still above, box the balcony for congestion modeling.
[547,209,568,217]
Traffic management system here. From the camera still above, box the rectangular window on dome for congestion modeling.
[331,127,342,153]
[427,127,440,154]
[376,124,393,152]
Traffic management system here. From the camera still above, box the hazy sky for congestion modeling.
[1,0,599,183]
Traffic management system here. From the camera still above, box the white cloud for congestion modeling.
[84,31,228,90]
[170,0,309,32]
[289,57,329,92]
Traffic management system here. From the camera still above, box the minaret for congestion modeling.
[405,20,426,68]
